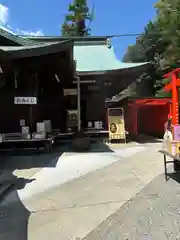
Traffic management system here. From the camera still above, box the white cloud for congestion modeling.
[0,4,8,24]
[0,4,44,36]
[16,29,44,36]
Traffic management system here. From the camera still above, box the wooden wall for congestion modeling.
[0,50,73,133]
[80,65,148,129]
[0,90,42,133]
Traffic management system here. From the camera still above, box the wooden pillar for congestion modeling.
[29,74,33,138]
[29,72,38,137]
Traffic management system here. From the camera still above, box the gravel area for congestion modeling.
[84,173,180,240]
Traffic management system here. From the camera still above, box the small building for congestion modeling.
[0,28,149,134]
[107,95,171,138]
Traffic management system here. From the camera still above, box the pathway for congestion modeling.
[0,142,164,239]
[84,173,180,239]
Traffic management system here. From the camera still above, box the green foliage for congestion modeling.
[61,0,93,36]
[123,43,145,62]
[123,0,180,97]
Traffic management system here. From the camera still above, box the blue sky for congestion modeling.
[0,0,156,60]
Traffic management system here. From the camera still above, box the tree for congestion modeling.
[122,43,145,63]
[123,20,168,96]
[154,0,180,65]
[122,0,180,97]
[61,0,93,36]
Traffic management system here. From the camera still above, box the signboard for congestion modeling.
[67,109,78,129]
[14,97,37,105]
[64,89,77,96]
[108,108,126,142]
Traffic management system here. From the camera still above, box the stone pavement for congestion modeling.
[16,145,147,200]
[0,142,166,240]
[12,143,163,240]
[84,173,180,240]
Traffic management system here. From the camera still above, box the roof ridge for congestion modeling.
[19,35,108,45]
[0,26,41,46]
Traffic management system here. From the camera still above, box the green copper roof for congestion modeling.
[0,29,148,73]
[74,44,149,73]
[21,35,149,73]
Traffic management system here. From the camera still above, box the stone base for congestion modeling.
[71,137,91,152]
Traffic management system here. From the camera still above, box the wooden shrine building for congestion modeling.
[0,27,150,134]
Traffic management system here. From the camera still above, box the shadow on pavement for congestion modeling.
[83,140,114,153]
[0,173,34,240]
[133,134,162,144]
[0,142,114,172]
[0,146,65,170]
[0,146,66,240]
[55,140,114,153]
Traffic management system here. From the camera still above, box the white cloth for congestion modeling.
[162,130,173,153]
[163,130,173,141]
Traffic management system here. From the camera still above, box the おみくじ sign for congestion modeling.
[14,97,37,105]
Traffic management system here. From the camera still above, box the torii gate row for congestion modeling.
[164,68,180,125]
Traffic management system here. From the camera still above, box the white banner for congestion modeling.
[14,97,37,105]
[64,89,77,96]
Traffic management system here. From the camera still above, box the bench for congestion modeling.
[159,150,180,181]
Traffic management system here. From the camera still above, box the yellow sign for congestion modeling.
[108,108,126,141]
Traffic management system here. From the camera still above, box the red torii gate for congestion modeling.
[164,68,180,125]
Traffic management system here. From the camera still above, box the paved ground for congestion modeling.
[84,173,180,240]
[0,136,160,180]
[0,142,165,240]
[17,145,147,200]
[0,141,147,202]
